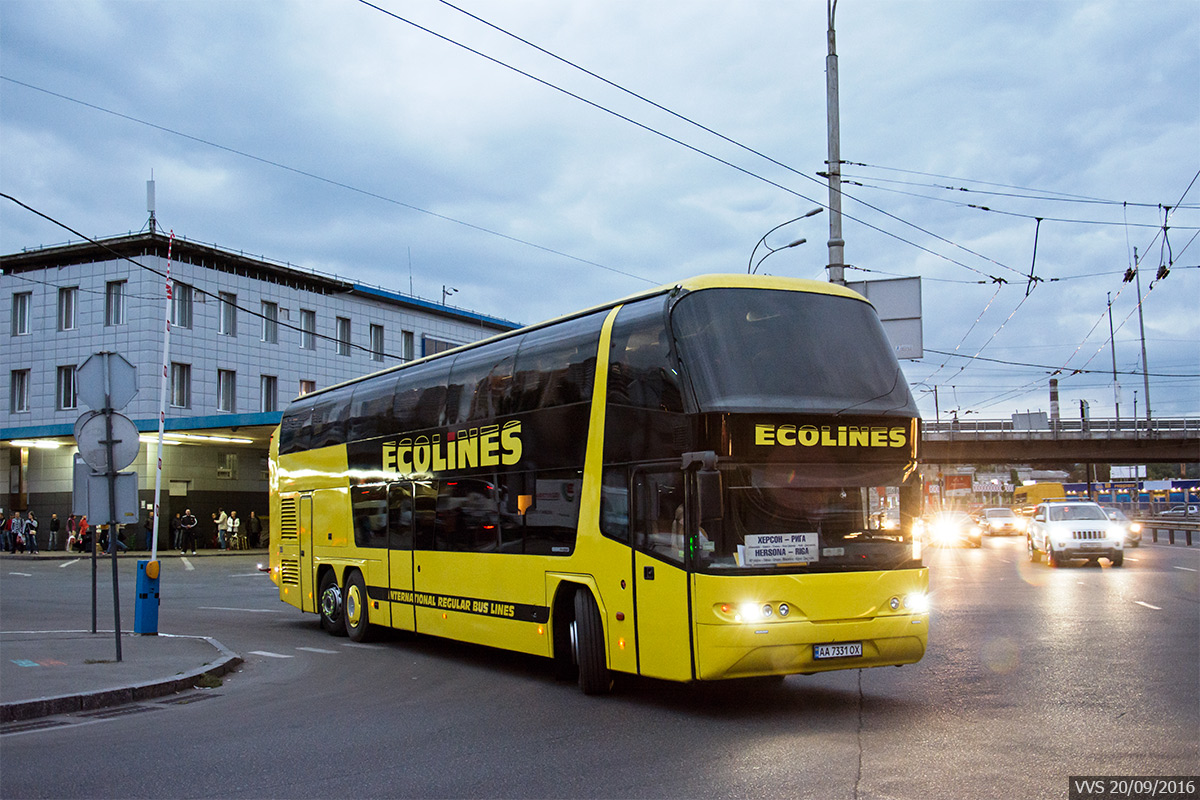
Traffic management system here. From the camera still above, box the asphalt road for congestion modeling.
[1,538,1197,799]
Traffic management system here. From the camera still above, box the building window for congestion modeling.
[56,365,77,410]
[261,301,279,344]
[299,379,316,397]
[105,280,126,326]
[170,363,191,408]
[370,324,385,362]
[336,317,351,356]
[58,287,77,331]
[299,309,316,350]
[172,282,193,329]
[10,369,30,413]
[218,369,237,412]
[260,375,278,413]
[216,453,239,480]
[401,330,414,362]
[219,292,237,336]
[11,292,31,336]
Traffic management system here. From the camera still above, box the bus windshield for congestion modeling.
[671,287,917,415]
[695,463,919,574]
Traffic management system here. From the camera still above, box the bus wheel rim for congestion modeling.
[346,586,361,627]
[321,585,341,618]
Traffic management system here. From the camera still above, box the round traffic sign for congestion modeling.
[75,411,141,472]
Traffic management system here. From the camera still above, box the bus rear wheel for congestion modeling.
[572,590,613,695]
[344,571,374,642]
[319,571,347,637]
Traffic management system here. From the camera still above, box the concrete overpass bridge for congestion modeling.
[920,417,1200,466]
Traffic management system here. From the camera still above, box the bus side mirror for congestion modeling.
[683,451,723,524]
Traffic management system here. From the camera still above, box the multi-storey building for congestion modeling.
[1,231,518,548]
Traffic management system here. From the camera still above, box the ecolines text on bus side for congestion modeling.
[381,420,523,473]
[754,423,908,449]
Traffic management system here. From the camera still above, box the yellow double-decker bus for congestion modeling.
[269,275,928,693]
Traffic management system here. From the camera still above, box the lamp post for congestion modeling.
[442,285,458,305]
[748,208,824,274]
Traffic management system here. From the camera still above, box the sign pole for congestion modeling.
[102,353,123,662]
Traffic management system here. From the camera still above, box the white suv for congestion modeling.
[1027,501,1124,568]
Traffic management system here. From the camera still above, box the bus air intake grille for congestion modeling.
[279,498,299,541]
[280,558,300,586]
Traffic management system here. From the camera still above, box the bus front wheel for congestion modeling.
[319,571,347,637]
[572,590,613,695]
[344,571,374,643]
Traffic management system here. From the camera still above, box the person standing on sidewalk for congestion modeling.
[180,509,198,554]
[245,510,263,549]
[48,513,60,550]
[25,511,39,554]
[10,511,27,553]
[170,512,183,551]
[0,510,10,552]
[215,508,228,550]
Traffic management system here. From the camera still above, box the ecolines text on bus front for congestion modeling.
[754,423,908,449]
[382,419,523,473]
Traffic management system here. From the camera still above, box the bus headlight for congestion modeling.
[904,593,930,613]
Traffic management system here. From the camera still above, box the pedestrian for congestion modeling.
[25,511,39,554]
[216,508,228,549]
[9,511,25,553]
[77,514,90,552]
[170,512,183,551]
[180,508,198,554]
[245,510,263,549]
[66,514,77,551]
[0,509,10,552]
[49,513,61,550]
[143,514,153,550]
[228,510,241,549]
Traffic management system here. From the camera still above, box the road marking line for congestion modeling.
[60,559,80,568]
[1134,601,1162,610]
[8,572,32,577]
[342,642,383,649]
[198,606,285,613]
[229,573,267,577]
[1173,566,1197,573]
[181,557,195,571]
[296,647,339,654]
[249,651,294,659]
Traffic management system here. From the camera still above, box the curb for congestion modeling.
[0,635,243,724]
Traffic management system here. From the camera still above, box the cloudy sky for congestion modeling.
[2,0,1197,423]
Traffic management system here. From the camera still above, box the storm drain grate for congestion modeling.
[1,719,74,736]
[156,692,222,706]
[76,704,163,720]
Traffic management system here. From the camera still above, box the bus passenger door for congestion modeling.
[388,482,416,632]
[632,469,694,682]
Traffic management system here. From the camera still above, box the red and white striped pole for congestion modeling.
[150,230,174,562]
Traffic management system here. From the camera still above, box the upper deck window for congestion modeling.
[671,288,916,416]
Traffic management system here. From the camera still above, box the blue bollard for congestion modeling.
[134,560,160,635]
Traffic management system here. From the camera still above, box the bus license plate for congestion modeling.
[814,642,863,660]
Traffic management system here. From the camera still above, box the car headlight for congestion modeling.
[1129,522,1142,533]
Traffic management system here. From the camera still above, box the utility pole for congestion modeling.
[824,0,846,285]
[1107,292,1120,425]
[1127,248,1152,425]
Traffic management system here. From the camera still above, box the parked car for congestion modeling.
[1027,501,1123,567]
[976,507,1023,536]
[1100,506,1141,546]
[1157,504,1199,518]
[928,510,982,548]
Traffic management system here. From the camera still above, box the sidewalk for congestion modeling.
[1,548,255,725]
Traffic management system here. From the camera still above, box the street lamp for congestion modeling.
[442,285,458,305]
[748,208,824,274]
